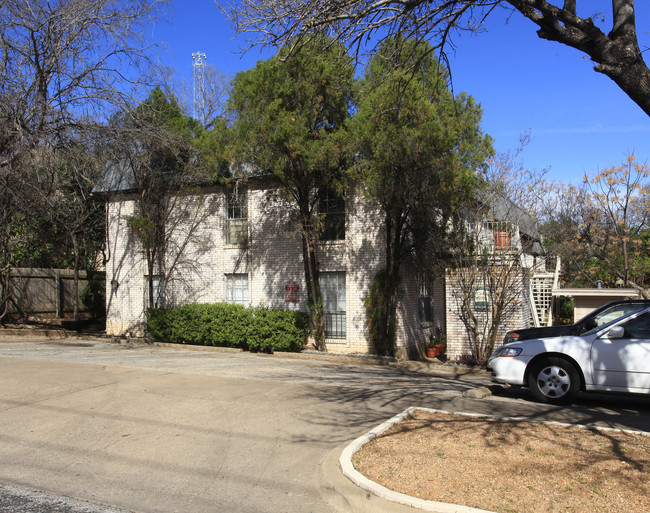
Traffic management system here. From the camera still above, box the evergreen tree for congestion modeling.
[351,37,493,355]
[228,36,355,350]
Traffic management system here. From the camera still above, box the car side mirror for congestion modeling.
[605,326,625,339]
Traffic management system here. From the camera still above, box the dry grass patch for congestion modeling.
[353,410,650,513]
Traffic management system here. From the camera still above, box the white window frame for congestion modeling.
[226,273,249,306]
[226,186,247,245]
[320,272,346,338]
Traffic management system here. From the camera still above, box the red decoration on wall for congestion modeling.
[285,281,300,302]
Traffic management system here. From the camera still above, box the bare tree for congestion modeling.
[103,88,216,314]
[221,1,650,116]
[440,139,551,361]
[157,63,232,129]
[0,0,168,322]
[482,132,553,217]
[541,156,650,294]
[584,156,650,289]
[195,64,233,130]
[40,128,107,320]
[0,0,168,165]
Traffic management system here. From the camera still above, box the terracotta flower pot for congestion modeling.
[426,347,439,358]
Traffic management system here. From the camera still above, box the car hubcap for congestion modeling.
[537,366,570,398]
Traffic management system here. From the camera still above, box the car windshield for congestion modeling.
[576,302,648,328]
[582,307,650,336]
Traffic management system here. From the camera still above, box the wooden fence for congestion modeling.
[3,268,105,320]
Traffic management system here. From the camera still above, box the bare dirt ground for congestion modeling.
[353,410,650,513]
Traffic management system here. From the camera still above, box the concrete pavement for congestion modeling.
[0,335,495,513]
[1,334,649,513]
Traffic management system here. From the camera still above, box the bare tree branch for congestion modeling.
[0,0,169,321]
[220,0,650,116]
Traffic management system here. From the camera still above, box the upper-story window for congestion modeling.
[494,230,512,251]
[226,185,247,245]
[319,189,345,241]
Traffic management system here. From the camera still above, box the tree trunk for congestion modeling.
[309,235,326,352]
[375,211,403,357]
[146,247,155,310]
[622,237,629,286]
[301,223,326,351]
[0,267,9,325]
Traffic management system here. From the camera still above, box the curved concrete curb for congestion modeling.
[339,406,650,512]
[339,407,495,513]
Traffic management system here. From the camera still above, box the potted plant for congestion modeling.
[426,332,447,358]
[426,335,438,358]
[433,333,447,357]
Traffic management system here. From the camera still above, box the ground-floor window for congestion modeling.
[418,278,433,323]
[226,273,249,306]
[320,272,346,338]
[474,286,491,312]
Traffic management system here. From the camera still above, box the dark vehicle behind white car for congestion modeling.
[503,299,650,344]
[488,306,650,404]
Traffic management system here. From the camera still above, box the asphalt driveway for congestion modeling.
[0,336,648,513]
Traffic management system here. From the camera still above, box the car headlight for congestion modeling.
[494,346,522,357]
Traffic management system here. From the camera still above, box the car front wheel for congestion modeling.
[528,357,580,404]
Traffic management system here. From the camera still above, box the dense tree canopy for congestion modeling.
[228,36,355,350]
[352,37,493,355]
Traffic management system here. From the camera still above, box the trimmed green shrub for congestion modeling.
[146,303,309,353]
[246,307,310,353]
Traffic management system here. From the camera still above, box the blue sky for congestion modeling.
[149,1,650,185]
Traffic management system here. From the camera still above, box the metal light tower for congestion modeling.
[192,52,206,125]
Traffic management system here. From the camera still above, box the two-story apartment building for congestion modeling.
[97,163,549,360]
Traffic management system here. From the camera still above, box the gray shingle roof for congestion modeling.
[92,160,137,193]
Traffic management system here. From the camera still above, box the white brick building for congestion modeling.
[100,173,547,360]
[103,179,437,358]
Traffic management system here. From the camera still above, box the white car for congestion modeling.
[487,306,650,404]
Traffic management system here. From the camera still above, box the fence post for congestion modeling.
[56,272,64,318]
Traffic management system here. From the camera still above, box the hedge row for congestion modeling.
[146,303,310,353]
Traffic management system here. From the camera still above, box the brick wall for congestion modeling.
[444,267,533,359]
[105,184,416,354]
[106,184,491,358]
